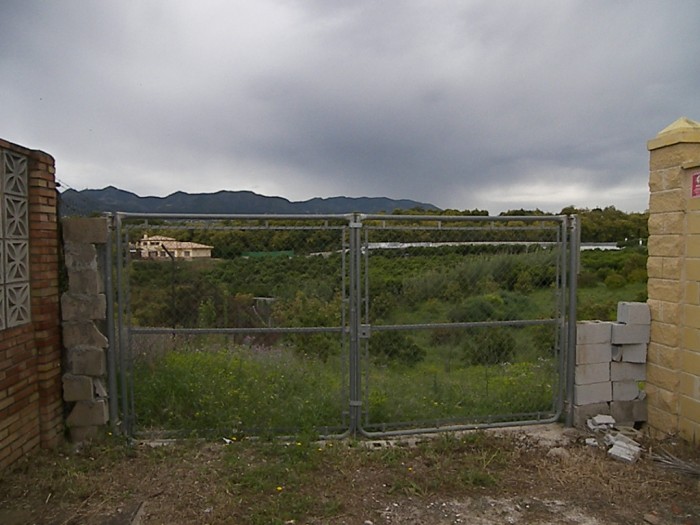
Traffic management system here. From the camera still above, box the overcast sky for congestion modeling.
[2,1,699,213]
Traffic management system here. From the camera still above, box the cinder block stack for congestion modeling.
[573,302,650,427]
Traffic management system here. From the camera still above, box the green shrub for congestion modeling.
[370,331,426,367]
[461,328,516,366]
[604,273,626,289]
[577,271,599,288]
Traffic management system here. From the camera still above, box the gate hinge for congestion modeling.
[349,221,362,228]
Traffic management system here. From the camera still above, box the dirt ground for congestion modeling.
[1,424,699,525]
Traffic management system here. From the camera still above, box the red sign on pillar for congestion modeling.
[693,172,700,198]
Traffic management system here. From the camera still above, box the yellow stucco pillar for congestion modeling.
[647,117,700,443]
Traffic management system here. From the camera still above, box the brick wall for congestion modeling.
[0,138,62,470]
[646,117,700,443]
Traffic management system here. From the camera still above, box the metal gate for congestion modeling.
[107,212,578,439]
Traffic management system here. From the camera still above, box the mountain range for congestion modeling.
[58,186,440,216]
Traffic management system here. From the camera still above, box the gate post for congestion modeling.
[61,217,110,442]
[646,117,700,442]
[347,213,363,434]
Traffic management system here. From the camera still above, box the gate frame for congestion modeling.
[106,212,579,438]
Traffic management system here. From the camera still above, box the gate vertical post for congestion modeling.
[348,213,363,434]
[565,215,580,426]
[114,213,131,435]
[104,213,118,429]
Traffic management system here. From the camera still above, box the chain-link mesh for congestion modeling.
[118,216,351,438]
[113,214,572,438]
[360,215,566,434]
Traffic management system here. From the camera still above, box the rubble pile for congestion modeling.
[586,414,643,463]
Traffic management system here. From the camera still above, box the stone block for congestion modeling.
[68,346,106,376]
[648,212,684,235]
[648,236,683,258]
[679,396,700,424]
[63,241,97,271]
[94,378,108,399]
[62,217,109,244]
[648,385,679,413]
[575,382,612,405]
[63,321,108,349]
[680,372,700,399]
[573,402,610,427]
[61,293,106,321]
[647,363,680,391]
[648,142,700,171]
[648,278,682,302]
[651,321,680,347]
[66,399,108,427]
[612,381,641,401]
[576,343,612,364]
[649,190,684,214]
[678,418,700,445]
[576,321,612,345]
[611,323,650,345]
[648,405,679,437]
[610,400,647,425]
[617,302,651,325]
[67,269,102,295]
[618,343,647,363]
[611,362,646,381]
[575,363,610,385]
[62,374,94,402]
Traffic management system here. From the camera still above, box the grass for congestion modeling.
[133,333,559,436]
[219,430,510,524]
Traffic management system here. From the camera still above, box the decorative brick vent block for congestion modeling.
[1,149,31,329]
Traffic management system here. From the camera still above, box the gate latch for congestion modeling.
[359,324,371,339]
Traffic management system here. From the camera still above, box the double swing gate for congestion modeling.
[107,212,579,439]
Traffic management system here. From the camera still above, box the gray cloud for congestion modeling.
[1,0,699,213]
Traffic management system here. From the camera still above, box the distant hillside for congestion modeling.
[59,187,440,216]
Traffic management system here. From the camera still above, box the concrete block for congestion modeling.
[62,374,94,402]
[611,345,623,362]
[63,321,108,349]
[575,382,612,405]
[573,402,610,427]
[617,302,651,325]
[613,381,641,401]
[576,321,613,345]
[63,241,97,271]
[611,362,647,381]
[611,323,650,345]
[608,441,641,463]
[575,363,610,385]
[66,399,108,427]
[68,346,106,376]
[620,343,647,363]
[576,343,612,364]
[610,400,647,424]
[62,217,109,244]
[61,293,106,321]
